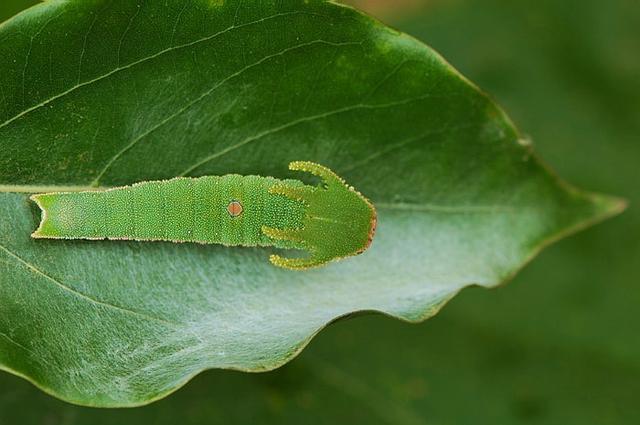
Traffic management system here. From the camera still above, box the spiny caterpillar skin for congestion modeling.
[31,161,377,270]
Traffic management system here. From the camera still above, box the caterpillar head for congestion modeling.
[262,161,377,270]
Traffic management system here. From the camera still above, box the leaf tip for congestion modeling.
[586,192,628,224]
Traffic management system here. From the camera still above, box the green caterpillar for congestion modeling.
[31,161,377,270]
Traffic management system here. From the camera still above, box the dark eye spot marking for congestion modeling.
[227,200,243,217]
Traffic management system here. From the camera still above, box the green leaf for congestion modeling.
[0,0,623,407]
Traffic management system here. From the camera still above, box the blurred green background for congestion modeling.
[1,0,638,423]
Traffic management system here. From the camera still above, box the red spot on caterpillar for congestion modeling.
[227,200,243,217]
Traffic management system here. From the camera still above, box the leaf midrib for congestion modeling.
[0,186,511,214]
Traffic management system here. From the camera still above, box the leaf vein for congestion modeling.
[376,202,514,213]
[92,39,362,185]
[0,330,35,356]
[0,244,177,326]
[77,9,100,85]
[179,93,442,176]
[340,122,480,174]
[116,3,141,67]
[0,10,319,131]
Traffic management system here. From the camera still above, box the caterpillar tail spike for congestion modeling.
[263,161,377,270]
[30,161,377,271]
